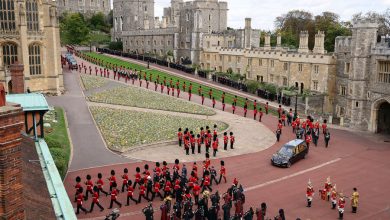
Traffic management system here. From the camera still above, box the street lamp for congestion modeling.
[294,86,299,121]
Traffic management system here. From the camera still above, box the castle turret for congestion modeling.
[313,31,325,54]
[244,18,252,49]
[298,31,309,53]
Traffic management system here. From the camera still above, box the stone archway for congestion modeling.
[370,97,390,133]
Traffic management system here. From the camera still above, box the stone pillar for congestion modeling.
[298,30,309,53]
[276,33,282,49]
[264,32,271,49]
[313,31,325,54]
[9,63,25,94]
[0,103,25,219]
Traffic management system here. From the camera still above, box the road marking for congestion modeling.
[245,158,342,192]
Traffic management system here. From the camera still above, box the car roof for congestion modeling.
[284,139,304,148]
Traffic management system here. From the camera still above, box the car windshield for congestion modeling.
[278,146,293,157]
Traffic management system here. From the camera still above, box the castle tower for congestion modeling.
[264,32,271,49]
[244,18,252,49]
[298,31,309,53]
[113,0,155,31]
[313,31,325,54]
[170,0,183,27]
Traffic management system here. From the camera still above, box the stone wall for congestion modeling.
[57,0,110,16]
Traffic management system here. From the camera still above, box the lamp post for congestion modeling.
[294,86,299,121]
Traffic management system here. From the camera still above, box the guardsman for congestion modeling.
[154,81,158,91]
[125,180,138,206]
[160,83,164,93]
[230,132,235,149]
[193,182,201,204]
[90,186,104,212]
[121,168,129,192]
[223,132,228,150]
[182,81,186,93]
[163,76,167,86]
[331,184,337,209]
[74,176,82,202]
[163,178,172,198]
[232,103,236,114]
[325,177,332,201]
[96,173,108,196]
[167,85,170,95]
[209,166,218,186]
[281,111,286,126]
[277,105,282,118]
[201,170,212,192]
[256,202,267,220]
[212,97,216,108]
[218,160,227,184]
[89,66,92,75]
[338,193,346,219]
[351,188,359,213]
[108,182,122,209]
[292,120,297,133]
[305,133,312,148]
[190,134,196,154]
[75,187,88,214]
[222,96,226,111]
[108,170,117,192]
[306,179,314,207]
[84,174,94,200]
[209,89,213,99]
[134,167,142,188]
[265,102,269,114]
[243,99,248,117]
[177,83,181,98]
[139,180,151,203]
[233,95,238,106]
[146,78,150,89]
[253,107,257,120]
[277,120,283,134]
[152,179,164,201]
[197,134,202,154]
[324,130,331,148]
[178,128,183,147]
[322,119,328,134]
[184,136,190,155]
[201,94,205,105]
[276,128,281,142]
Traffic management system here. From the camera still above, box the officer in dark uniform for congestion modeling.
[142,202,154,220]
[243,207,254,220]
[222,202,232,220]
[209,166,219,186]
[324,130,331,147]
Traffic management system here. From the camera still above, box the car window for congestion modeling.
[278,147,293,157]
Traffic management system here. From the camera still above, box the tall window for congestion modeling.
[298,63,303,72]
[340,86,346,96]
[313,80,318,91]
[0,0,16,30]
[29,44,41,75]
[378,61,390,84]
[2,43,17,66]
[26,0,39,31]
[314,65,319,74]
[283,62,288,71]
[271,60,274,68]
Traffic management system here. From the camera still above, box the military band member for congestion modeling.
[276,128,281,142]
[306,179,314,207]
[351,188,359,213]
[212,138,219,157]
[90,186,104,212]
[324,130,331,148]
[331,184,337,209]
[202,170,212,192]
[325,177,332,201]
[338,193,346,219]
[191,134,196,154]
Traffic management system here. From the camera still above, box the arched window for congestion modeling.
[2,43,18,66]
[28,44,41,75]
[26,0,39,31]
[0,0,16,30]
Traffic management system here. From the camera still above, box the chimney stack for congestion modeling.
[9,62,25,94]
[264,32,271,49]
[162,16,167,28]
[313,31,325,54]
[244,18,252,49]
[298,31,309,53]
[276,33,282,49]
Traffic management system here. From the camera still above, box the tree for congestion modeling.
[352,10,390,35]
[60,13,90,45]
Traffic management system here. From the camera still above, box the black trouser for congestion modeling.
[121,182,128,192]
[194,195,199,205]
[138,194,150,203]
[218,174,226,184]
[90,201,104,212]
[307,199,311,207]
[230,142,234,149]
[206,145,210,154]
[352,206,357,213]
[213,103,215,108]
[198,144,201,153]
[109,183,116,192]
[127,195,138,205]
[276,134,280,142]
[325,139,329,147]
[185,148,189,155]
[109,199,122,209]
[210,175,219,186]
[85,189,93,200]
[179,139,182,147]
[151,191,164,200]
[76,204,88,214]
[191,145,195,154]
[133,181,141,189]
[146,188,152,198]
[97,187,108,196]
[339,211,344,219]
[213,149,217,157]
[224,143,227,150]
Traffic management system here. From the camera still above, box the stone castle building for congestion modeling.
[112,0,260,64]
[334,19,390,133]
[56,0,110,16]
[0,0,64,94]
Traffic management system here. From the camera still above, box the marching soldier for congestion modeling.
[223,132,228,150]
[325,177,332,201]
[96,173,109,196]
[74,176,82,202]
[265,102,269,115]
[121,168,129,192]
[212,97,216,108]
[276,128,281,142]
[191,134,196,154]
[134,167,142,188]
[108,182,122,209]
[256,202,267,220]
[232,103,236,114]
[108,170,117,192]
[201,94,205,105]
[75,187,88,214]
[351,187,359,213]
[90,186,104,212]
[126,180,138,206]
[210,166,219,186]
[258,108,263,122]
[142,203,154,220]
[178,128,183,147]
[209,89,213,99]
[197,134,202,154]
[331,184,338,209]
[218,160,227,184]
[139,180,151,203]
[202,170,212,192]
[306,179,314,207]
[230,132,235,149]
[212,138,219,157]
[198,86,202,96]
[338,193,346,219]
[84,174,94,200]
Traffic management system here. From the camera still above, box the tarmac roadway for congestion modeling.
[58,55,390,220]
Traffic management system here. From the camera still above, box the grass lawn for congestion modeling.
[88,85,216,116]
[90,106,228,152]
[44,107,71,179]
[80,74,108,90]
[84,52,278,115]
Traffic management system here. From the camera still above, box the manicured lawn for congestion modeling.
[44,107,71,179]
[84,52,278,115]
[88,85,216,116]
[90,106,228,152]
[80,74,108,90]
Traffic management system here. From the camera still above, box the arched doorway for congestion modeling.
[377,101,390,134]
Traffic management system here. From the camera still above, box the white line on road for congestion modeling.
[245,158,342,192]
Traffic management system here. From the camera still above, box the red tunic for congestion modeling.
[122,174,129,184]
[212,141,218,150]
[193,184,201,196]
[92,192,99,203]
[109,175,116,186]
[127,186,135,197]
[139,185,146,195]
[97,179,104,189]
[135,173,141,183]
[76,193,84,205]
[111,189,118,200]
[230,135,235,144]
[203,176,210,186]
[85,180,93,191]
[220,166,226,175]
[223,136,228,144]
[154,182,161,193]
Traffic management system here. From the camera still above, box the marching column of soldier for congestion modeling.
[305,177,359,220]
[177,125,236,157]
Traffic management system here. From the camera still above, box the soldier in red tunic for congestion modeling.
[75,187,88,214]
[151,180,164,200]
[223,132,228,150]
[184,136,190,155]
[190,134,196,154]
[108,182,122,209]
[188,83,193,101]
[138,181,151,203]
[265,102,269,114]
[212,138,219,157]
[198,86,202,96]
[108,170,117,192]
[337,193,346,219]
[253,107,258,120]
[218,160,227,184]
[258,108,263,122]
[324,176,332,201]
[96,173,108,196]
[197,134,202,154]
[84,174,94,200]
[121,168,129,192]
[306,179,314,207]
[133,167,142,188]
[201,170,212,192]
[160,83,164,93]
[126,180,138,205]
[232,103,236,114]
[230,132,235,149]
[74,176,82,202]
[305,133,312,148]
[322,119,328,134]
[208,89,213,99]
[201,94,205,105]
[212,97,216,108]
[233,95,238,106]
[90,186,104,212]
[193,182,201,204]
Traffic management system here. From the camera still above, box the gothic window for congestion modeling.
[314,65,319,74]
[283,62,288,71]
[270,60,274,68]
[28,44,41,75]
[2,43,17,66]
[298,63,303,72]
[313,80,318,91]
[0,0,16,30]
[345,62,350,74]
[340,86,346,96]
[378,61,390,84]
[26,0,39,31]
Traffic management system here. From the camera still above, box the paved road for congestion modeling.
[46,68,130,171]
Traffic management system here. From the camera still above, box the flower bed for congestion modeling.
[80,74,108,90]
[88,86,216,116]
[90,106,228,152]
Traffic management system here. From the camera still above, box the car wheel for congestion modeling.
[287,162,291,168]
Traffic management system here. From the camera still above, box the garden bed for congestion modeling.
[80,74,108,90]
